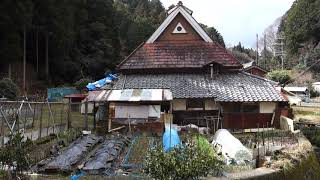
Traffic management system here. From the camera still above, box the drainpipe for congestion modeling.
[210,64,214,78]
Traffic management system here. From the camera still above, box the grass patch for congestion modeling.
[127,136,150,165]
[292,106,320,122]
[26,129,81,164]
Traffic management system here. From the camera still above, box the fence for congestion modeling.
[0,100,101,145]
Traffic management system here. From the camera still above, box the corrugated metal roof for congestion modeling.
[108,89,172,102]
[283,87,308,92]
[86,90,109,102]
[86,89,172,102]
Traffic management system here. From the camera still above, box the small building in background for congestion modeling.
[47,87,80,102]
[242,61,268,77]
[283,86,309,101]
[64,93,87,112]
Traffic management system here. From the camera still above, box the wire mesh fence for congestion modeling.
[0,101,98,146]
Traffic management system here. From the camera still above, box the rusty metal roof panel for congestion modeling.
[86,90,109,102]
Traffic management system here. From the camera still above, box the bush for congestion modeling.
[266,70,292,85]
[74,78,92,91]
[0,133,32,175]
[0,78,19,100]
[144,136,223,179]
[309,86,320,98]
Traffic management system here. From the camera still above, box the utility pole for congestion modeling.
[256,34,259,66]
[36,29,39,74]
[45,32,49,82]
[281,38,284,70]
[23,27,26,95]
[273,33,285,70]
[8,64,12,79]
[264,34,267,69]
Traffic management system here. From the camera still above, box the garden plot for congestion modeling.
[120,135,159,174]
[43,134,102,173]
[82,136,128,175]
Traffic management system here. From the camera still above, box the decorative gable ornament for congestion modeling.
[146,1,213,43]
[172,22,187,34]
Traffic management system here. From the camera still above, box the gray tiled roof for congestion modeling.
[112,72,286,102]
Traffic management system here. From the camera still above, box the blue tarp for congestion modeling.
[70,170,85,180]
[86,73,117,91]
[163,128,181,152]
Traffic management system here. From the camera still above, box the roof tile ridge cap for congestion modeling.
[241,71,279,85]
[167,3,180,15]
[116,42,145,69]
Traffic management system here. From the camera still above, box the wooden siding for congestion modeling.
[156,13,203,42]
[222,113,274,129]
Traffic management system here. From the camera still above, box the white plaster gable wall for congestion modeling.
[259,102,277,113]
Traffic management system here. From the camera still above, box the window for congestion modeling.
[187,99,204,110]
[172,22,187,34]
[242,103,259,113]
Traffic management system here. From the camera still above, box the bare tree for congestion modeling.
[258,16,283,54]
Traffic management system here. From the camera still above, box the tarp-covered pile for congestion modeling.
[212,129,252,165]
[83,137,127,175]
[44,135,101,172]
[86,73,117,91]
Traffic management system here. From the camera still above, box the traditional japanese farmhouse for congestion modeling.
[242,61,268,77]
[97,2,288,131]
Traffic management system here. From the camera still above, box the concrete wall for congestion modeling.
[280,116,294,132]
[259,102,277,113]
[172,99,186,111]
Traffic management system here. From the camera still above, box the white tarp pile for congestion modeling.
[212,129,252,165]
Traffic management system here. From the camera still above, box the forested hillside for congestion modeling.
[279,0,320,78]
[0,0,224,90]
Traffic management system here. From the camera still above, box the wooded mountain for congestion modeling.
[0,0,225,91]
[279,0,320,74]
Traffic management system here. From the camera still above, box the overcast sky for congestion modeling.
[160,0,295,48]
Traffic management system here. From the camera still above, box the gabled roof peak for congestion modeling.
[168,1,193,15]
[147,2,212,43]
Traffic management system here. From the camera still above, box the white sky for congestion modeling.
[160,0,295,48]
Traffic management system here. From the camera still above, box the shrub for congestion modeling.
[144,136,223,180]
[309,85,320,98]
[266,70,292,85]
[0,133,32,175]
[74,78,92,91]
[0,78,19,100]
